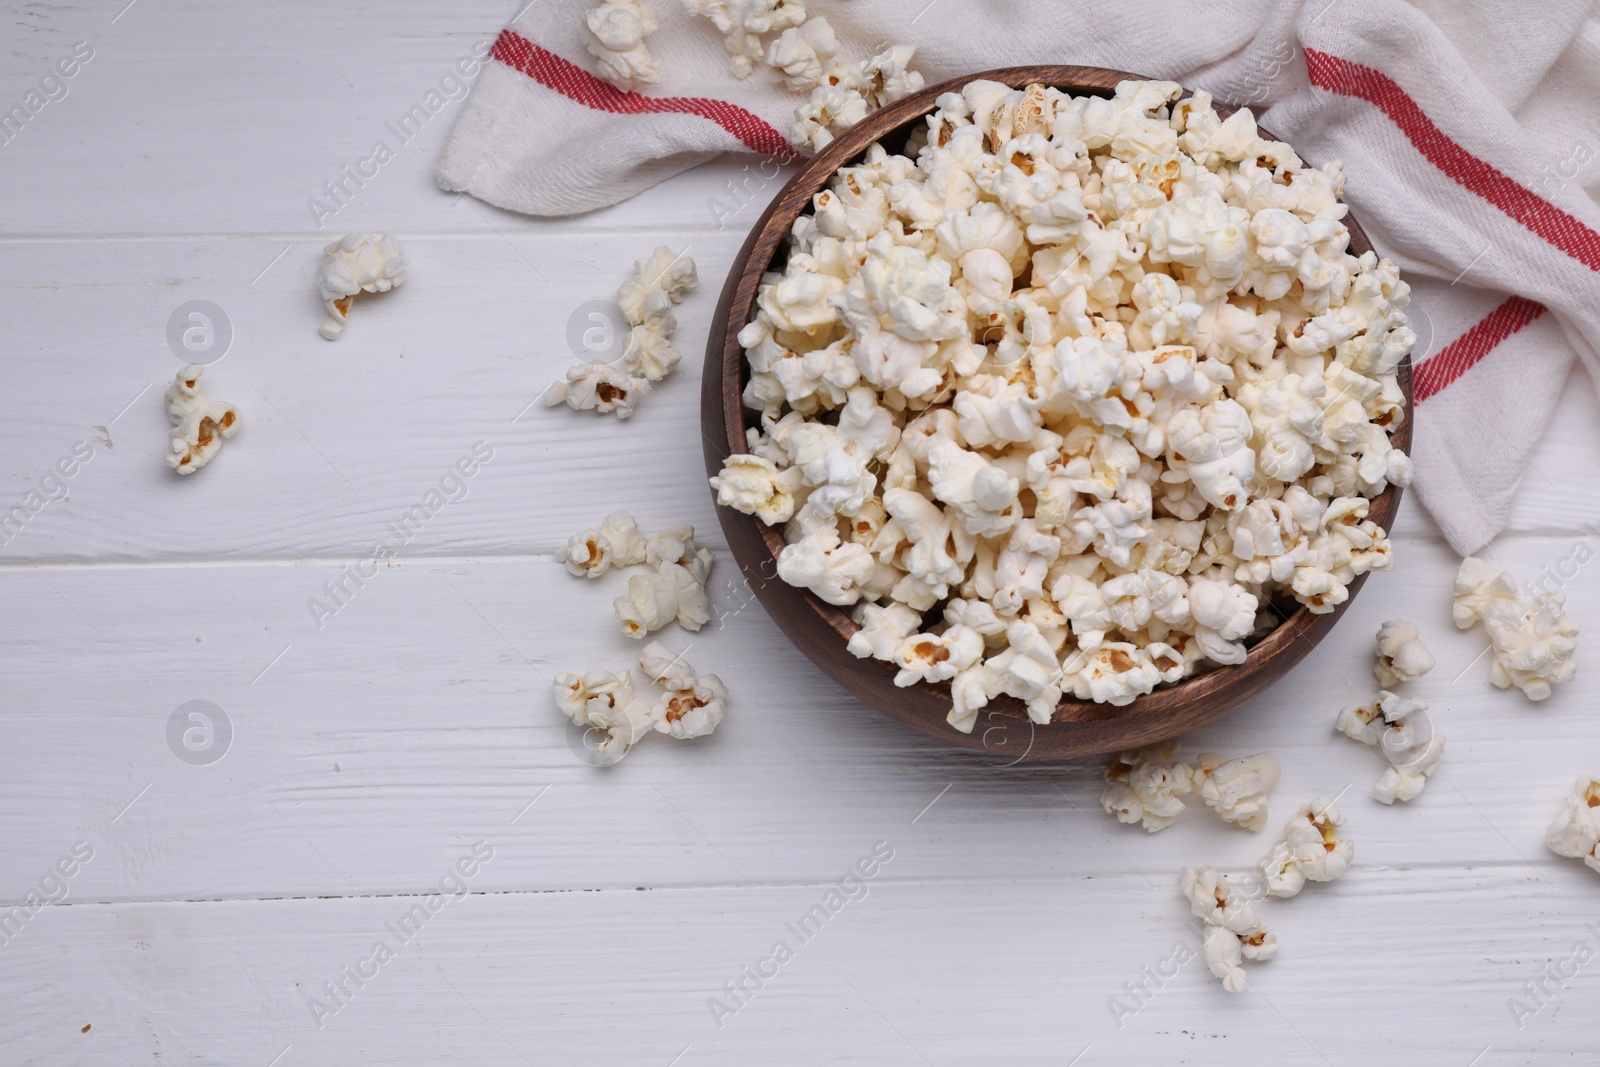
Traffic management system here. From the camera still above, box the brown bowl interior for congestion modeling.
[701,65,1413,759]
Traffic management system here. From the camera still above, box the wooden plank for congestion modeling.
[1,534,1594,903]
[0,0,794,237]
[1,867,1592,1065]
[3,233,1599,564]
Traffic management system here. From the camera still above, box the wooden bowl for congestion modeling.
[701,65,1413,759]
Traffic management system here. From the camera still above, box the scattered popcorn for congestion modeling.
[1180,866,1277,993]
[1452,557,1579,701]
[553,646,727,764]
[764,16,837,91]
[552,669,654,766]
[601,511,649,566]
[560,528,612,579]
[584,0,659,92]
[681,0,807,78]
[1335,690,1444,803]
[1544,776,1600,874]
[1193,752,1280,831]
[1374,618,1435,687]
[315,233,406,340]
[712,81,1413,721]
[556,515,715,638]
[1102,742,1278,832]
[164,365,240,475]
[1260,796,1353,896]
[545,363,645,419]
[638,641,727,738]
[549,246,698,419]
[616,562,712,637]
[1101,742,1195,832]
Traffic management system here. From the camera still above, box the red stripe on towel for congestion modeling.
[491,29,799,159]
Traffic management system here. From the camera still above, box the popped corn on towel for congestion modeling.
[438,0,1600,556]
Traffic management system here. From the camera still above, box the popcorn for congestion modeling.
[764,16,836,91]
[164,365,240,475]
[1335,691,1443,803]
[315,233,406,340]
[985,619,1065,723]
[584,0,659,92]
[615,563,712,637]
[1543,776,1600,874]
[552,669,654,765]
[601,511,649,566]
[1452,557,1579,701]
[550,245,697,418]
[1180,866,1277,993]
[1100,742,1194,832]
[793,83,870,152]
[790,44,925,151]
[1193,752,1280,831]
[651,672,728,738]
[777,520,875,606]
[710,453,802,524]
[892,625,984,687]
[560,528,612,578]
[1260,797,1353,896]
[554,644,729,764]
[619,246,699,325]
[545,363,645,419]
[637,642,727,739]
[1374,619,1435,687]
[681,0,806,77]
[713,81,1413,717]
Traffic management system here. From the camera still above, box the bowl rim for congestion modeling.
[701,64,1413,758]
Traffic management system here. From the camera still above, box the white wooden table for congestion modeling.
[3,3,1597,1064]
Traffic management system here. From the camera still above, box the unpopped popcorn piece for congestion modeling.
[164,365,240,475]
[1374,619,1435,687]
[315,233,406,340]
[1193,752,1280,831]
[1544,775,1600,874]
[584,0,659,92]
[1101,742,1195,833]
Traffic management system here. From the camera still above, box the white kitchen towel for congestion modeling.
[437,0,1600,556]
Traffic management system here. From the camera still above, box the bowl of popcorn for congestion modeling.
[702,65,1415,758]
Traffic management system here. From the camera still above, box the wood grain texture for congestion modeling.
[3,868,1594,1066]
[702,66,1412,757]
[2,2,1598,1064]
